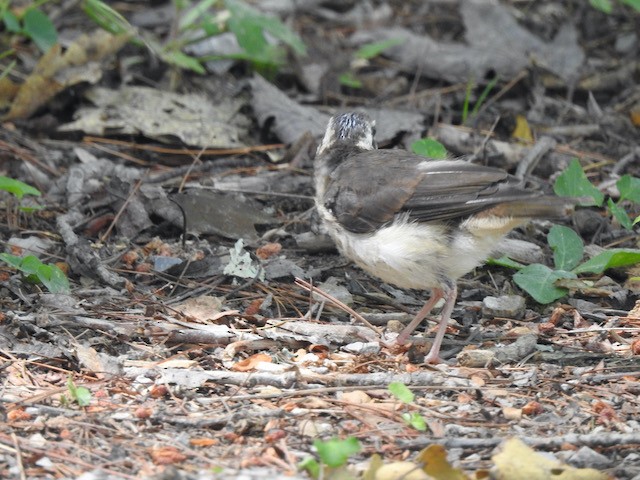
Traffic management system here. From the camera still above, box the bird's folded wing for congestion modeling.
[324,151,543,234]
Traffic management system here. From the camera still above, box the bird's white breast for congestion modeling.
[317,204,509,290]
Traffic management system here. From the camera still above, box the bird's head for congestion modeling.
[317,112,376,156]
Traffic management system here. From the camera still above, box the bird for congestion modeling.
[314,111,575,364]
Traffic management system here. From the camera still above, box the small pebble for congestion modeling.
[482,295,526,319]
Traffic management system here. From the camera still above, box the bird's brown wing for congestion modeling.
[323,150,544,234]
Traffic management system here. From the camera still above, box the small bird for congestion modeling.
[314,112,574,363]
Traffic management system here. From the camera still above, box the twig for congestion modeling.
[100,172,147,243]
[515,136,557,179]
[294,278,382,335]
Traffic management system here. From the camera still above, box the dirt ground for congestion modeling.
[1,1,640,479]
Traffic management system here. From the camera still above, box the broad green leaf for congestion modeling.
[0,176,41,199]
[225,0,306,57]
[338,72,362,89]
[0,253,23,268]
[634,215,640,226]
[3,11,21,32]
[553,158,604,206]
[620,0,640,11]
[19,255,42,275]
[617,175,640,204]
[313,437,361,468]
[589,0,613,13]
[402,412,427,431]
[608,198,633,230]
[37,264,70,293]
[388,382,414,403]
[410,138,448,159]
[74,386,92,406]
[67,377,92,406]
[513,264,575,304]
[23,8,58,52]
[298,457,320,478]
[573,249,640,274]
[486,255,526,270]
[547,225,583,271]
[356,38,404,59]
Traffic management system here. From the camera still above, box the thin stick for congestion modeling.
[294,277,382,335]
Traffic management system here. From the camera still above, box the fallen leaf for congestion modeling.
[512,114,533,143]
[492,438,608,479]
[150,446,187,465]
[417,444,468,480]
[375,461,432,480]
[2,30,129,120]
[231,353,272,372]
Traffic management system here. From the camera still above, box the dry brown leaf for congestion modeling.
[190,438,218,447]
[75,344,105,377]
[375,461,432,480]
[417,444,468,480]
[256,242,282,259]
[502,407,522,420]
[150,446,187,465]
[341,390,373,404]
[2,30,129,121]
[492,438,608,480]
[231,353,272,372]
[173,295,224,322]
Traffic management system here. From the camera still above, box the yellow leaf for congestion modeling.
[375,461,432,480]
[492,438,609,480]
[417,445,468,480]
[512,114,533,143]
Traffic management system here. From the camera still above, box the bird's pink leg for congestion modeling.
[423,284,457,364]
[394,284,458,364]
[395,288,445,345]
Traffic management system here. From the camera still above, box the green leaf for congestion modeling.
[67,377,91,406]
[355,38,404,59]
[313,437,361,468]
[573,249,640,274]
[0,253,23,268]
[486,255,526,270]
[74,386,92,406]
[402,412,427,431]
[553,158,604,206]
[298,457,320,478]
[619,0,640,11]
[225,0,306,59]
[161,49,206,74]
[410,138,448,159]
[513,264,575,304]
[617,175,640,204]
[0,176,42,199]
[589,0,613,13]
[3,11,21,32]
[22,8,58,52]
[227,12,269,57]
[0,254,70,293]
[633,215,640,226]
[388,382,414,403]
[547,225,583,271]
[179,0,218,31]
[338,71,362,89]
[608,198,633,230]
[82,0,133,36]
[19,255,42,276]
[37,264,70,293]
